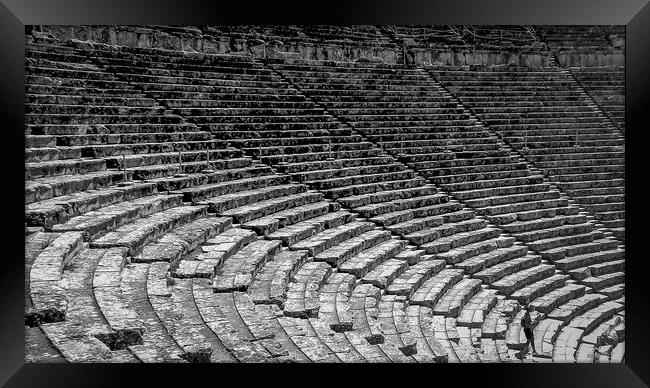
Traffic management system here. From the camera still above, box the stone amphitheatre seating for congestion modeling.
[570,66,625,132]
[272,59,624,293]
[431,67,625,240]
[25,28,625,364]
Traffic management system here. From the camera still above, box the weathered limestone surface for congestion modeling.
[25,25,625,363]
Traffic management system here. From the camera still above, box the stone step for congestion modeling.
[213,239,282,292]
[25,182,158,227]
[356,193,449,219]
[473,254,542,284]
[580,272,625,291]
[292,163,408,183]
[50,194,184,241]
[478,198,569,218]
[554,249,625,271]
[26,231,85,326]
[291,221,376,257]
[456,290,499,328]
[530,284,587,314]
[361,258,410,289]
[465,190,562,210]
[421,223,499,255]
[453,183,551,201]
[373,200,459,228]
[160,276,264,362]
[266,210,357,248]
[326,177,428,200]
[501,214,588,234]
[180,173,288,204]
[437,236,517,266]
[26,158,107,179]
[386,208,452,236]
[541,239,620,262]
[175,227,258,279]
[491,264,557,295]
[489,206,580,226]
[338,239,407,278]
[337,185,438,209]
[90,205,208,255]
[283,261,333,318]
[318,272,357,333]
[385,259,446,298]
[220,192,324,224]
[432,278,483,318]
[133,216,232,265]
[129,158,253,181]
[548,294,609,322]
[314,230,393,267]
[510,274,570,305]
[243,201,337,236]
[410,269,465,308]
[376,294,419,358]
[306,170,417,191]
[431,169,533,186]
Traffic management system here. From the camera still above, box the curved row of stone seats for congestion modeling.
[79,43,361,145]
[79,43,475,250]
[25,42,240,208]
[24,138,260,236]
[271,60,623,296]
[250,264,450,362]
[169,212,450,362]
[27,209,622,362]
[430,67,625,240]
[26,204,307,362]
[25,40,294,243]
[25,167,248,358]
[172,173,479,362]
[570,67,625,131]
[26,43,251,181]
[130,219,301,362]
[417,268,624,363]
[30,244,144,362]
[444,278,626,363]
[535,25,624,51]
[538,297,623,362]
[24,41,470,361]
[24,145,270,230]
[576,314,625,363]
[25,45,184,181]
[25,232,69,362]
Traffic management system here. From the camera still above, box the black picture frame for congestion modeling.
[2,0,648,386]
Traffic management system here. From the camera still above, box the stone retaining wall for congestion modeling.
[36,25,620,68]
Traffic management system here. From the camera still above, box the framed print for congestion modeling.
[1,0,648,386]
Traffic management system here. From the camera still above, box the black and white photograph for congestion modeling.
[21,24,629,365]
